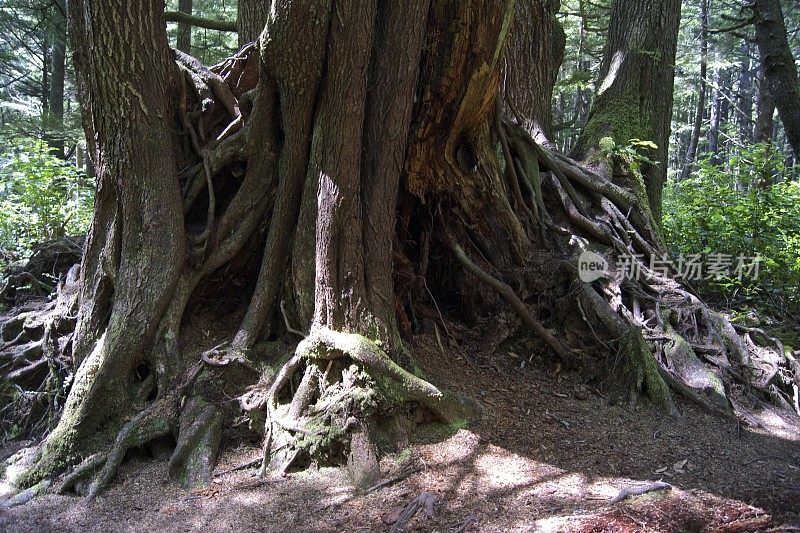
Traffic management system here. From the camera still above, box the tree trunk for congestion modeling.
[176,0,193,53]
[737,41,754,143]
[505,0,566,144]
[680,0,708,181]
[572,0,682,225]
[754,63,776,142]
[19,0,186,486]
[237,0,269,47]
[46,0,67,158]
[752,0,800,156]
[708,57,722,159]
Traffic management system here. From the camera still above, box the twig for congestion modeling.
[390,492,438,533]
[364,467,421,495]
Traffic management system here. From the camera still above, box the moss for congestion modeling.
[617,327,673,411]
[412,418,468,445]
[580,93,649,152]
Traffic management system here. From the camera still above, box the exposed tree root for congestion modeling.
[1,260,79,441]
[258,328,469,481]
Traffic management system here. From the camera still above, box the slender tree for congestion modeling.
[176,0,193,52]
[680,0,709,181]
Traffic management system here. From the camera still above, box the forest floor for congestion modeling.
[1,318,799,532]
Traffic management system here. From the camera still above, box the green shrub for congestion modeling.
[0,139,93,270]
[663,144,800,314]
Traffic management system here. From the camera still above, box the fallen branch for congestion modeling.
[364,467,421,495]
[390,491,438,533]
[609,481,671,504]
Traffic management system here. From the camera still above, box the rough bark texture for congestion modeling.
[237,0,269,47]
[752,0,800,156]
[754,63,776,142]
[23,0,185,484]
[572,0,682,225]
[176,0,193,53]
[505,0,565,144]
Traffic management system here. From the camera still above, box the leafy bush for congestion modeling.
[664,144,800,314]
[0,139,93,270]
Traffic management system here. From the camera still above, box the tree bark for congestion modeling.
[752,0,800,156]
[572,0,682,225]
[11,0,797,498]
[754,63,776,142]
[176,0,193,53]
[237,0,269,47]
[708,56,723,159]
[505,0,566,144]
[23,0,186,483]
[679,0,708,181]
[46,0,67,158]
[737,40,754,143]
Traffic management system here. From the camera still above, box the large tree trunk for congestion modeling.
[752,0,800,156]
[18,0,186,487]
[9,0,797,499]
[572,0,682,225]
[505,0,565,144]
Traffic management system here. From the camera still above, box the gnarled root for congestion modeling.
[258,328,471,484]
[86,398,177,500]
[168,396,224,489]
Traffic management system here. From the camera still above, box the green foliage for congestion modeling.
[599,136,659,177]
[0,140,93,270]
[664,144,800,313]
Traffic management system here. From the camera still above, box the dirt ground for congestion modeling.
[1,327,799,532]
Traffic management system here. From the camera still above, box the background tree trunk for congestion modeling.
[45,0,67,158]
[505,0,566,144]
[572,0,682,225]
[176,0,193,53]
[752,0,800,156]
[754,63,776,142]
[680,0,708,181]
[237,0,269,47]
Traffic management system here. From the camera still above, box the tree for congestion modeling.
[176,0,193,53]
[8,0,797,497]
[680,0,709,181]
[236,0,268,46]
[505,0,566,144]
[751,0,800,157]
[572,0,682,224]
